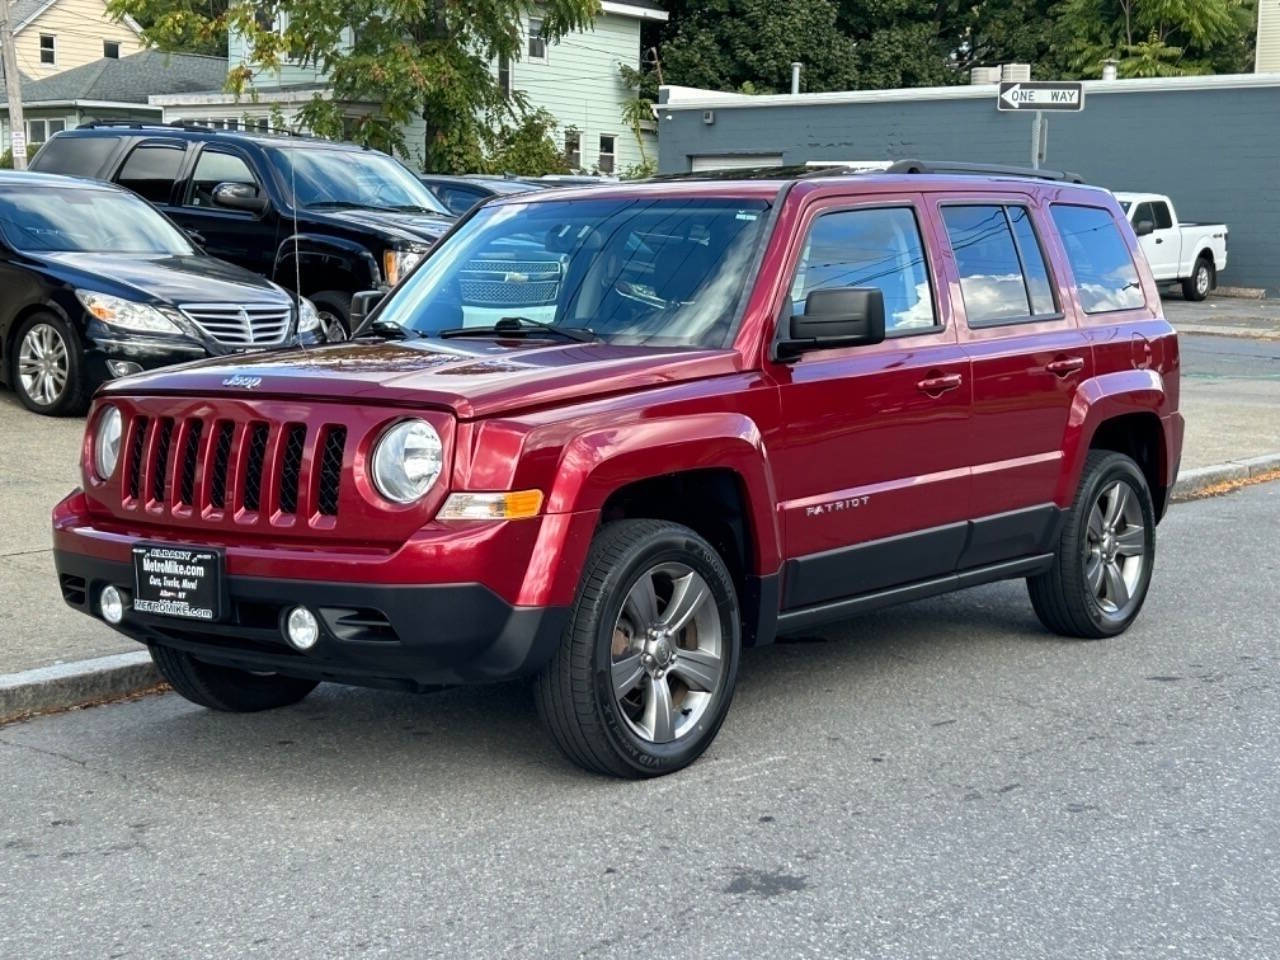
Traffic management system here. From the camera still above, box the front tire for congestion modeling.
[1028,451,1156,639]
[309,290,352,342]
[150,645,318,712]
[1182,256,1213,302]
[10,313,87,416]
[535,520,741,778]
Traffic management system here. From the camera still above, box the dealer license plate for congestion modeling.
[131,544,223,621]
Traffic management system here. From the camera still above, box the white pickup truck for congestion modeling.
[1114,192,1228,301]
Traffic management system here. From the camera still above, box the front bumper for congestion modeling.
[54,551,568,690]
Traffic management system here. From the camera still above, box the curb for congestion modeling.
[0,651,160,723]
[1171,452,1280,502]
[1172,322,1280,341]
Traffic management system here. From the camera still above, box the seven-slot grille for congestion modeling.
[459,258,563,307]
[180,303,292,347]
[121,414,346,520]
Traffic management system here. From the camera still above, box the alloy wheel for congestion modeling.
[609,562,725,744]
[1196,265,1211,297]
[1083,480,1147,619]
[318,311,348,343]
[17,323,70,407]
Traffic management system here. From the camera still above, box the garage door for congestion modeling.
[690,155,784,173]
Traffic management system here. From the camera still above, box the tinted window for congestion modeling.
[31,135,121,177]
[438,185,486,215]
[1050,204,1145,314]
[1130,202,1154,228]
[187,149,257,207]
[790,207,935,333]
[116,144,184,204]
[0,185,194,255]
[943,205,1041,324]
[1008,206,1056,316]
[1152,201,1173,230]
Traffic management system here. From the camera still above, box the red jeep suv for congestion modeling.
[52,161,1183,778]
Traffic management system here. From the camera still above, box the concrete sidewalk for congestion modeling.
[1163,293,1280,340]
[1,307,1278,680]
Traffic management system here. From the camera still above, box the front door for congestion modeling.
[168,145,278,280]
[768,195,973,610]
[1131,200,1180,282]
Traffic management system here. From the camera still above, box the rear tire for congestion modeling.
[150,645,318,712]
[535,520,741,778]
[309,290,352,342]
[1182,256,1213,301]
[1028,450,1156,639]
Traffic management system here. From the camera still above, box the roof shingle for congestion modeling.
[19,50,227,104]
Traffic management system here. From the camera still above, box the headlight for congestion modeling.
[371,419,443,503]
[382,247,426,286]
[76,291,182,335]
[94,405,123,480]
[297,297,321,333]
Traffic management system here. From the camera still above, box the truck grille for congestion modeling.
[180,303,292,347]
[459,259,562,307]
[120,411,346,522]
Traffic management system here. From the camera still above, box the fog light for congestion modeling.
[106,360,143,378]
[100,585,124,625]
[285,606,320,651]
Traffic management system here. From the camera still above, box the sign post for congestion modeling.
[996,80,1084,170]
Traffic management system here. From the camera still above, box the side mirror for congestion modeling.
[349,290,387,338]
[212,182,267,215]
[1134,219,1155,237]
[776,287,886,360]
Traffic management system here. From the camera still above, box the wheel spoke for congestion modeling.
[1103,484,1129,529]
[624,573,660,628]
[611,652,645,698]
[658,572,710,634]
[671,647,721,693]
[643,675,675,743]
[1103,560,1129,608]
[1085,554,1105,596]
[1087,503,1105,542]
[1114,526,1145,557]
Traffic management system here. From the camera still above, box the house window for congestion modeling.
[48,119,65,136]
[27,120,48,144]
[527,18,546,60]
[103,41,120,59]
[598,134,616,174]
[498,55,512,97]
[40,34,56,65]
[565,131,581,169]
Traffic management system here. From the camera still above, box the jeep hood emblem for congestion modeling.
[222,374,263,389]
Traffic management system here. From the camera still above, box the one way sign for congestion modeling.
[997,81,1085,112]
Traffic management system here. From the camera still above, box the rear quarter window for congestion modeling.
[31,135,121,178]
[1049,204,1145,314]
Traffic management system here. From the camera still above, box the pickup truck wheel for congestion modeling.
[535,519,741,778]
[150,645,318,712]
[1182,257,1213,301]
[1027,451,1155,639]
[310,290,352,342]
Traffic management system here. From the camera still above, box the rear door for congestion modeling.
[112,138,188,208]
[169,143,278,279]
[768,193,973,610]
[933,193,1093,566]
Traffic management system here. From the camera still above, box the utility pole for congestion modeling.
[0,0,27,169]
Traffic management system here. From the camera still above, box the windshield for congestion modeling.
[0,185,195,255]
[268,146,449,215]
[376,196,771,348]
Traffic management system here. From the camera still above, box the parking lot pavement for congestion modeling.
[1178,334,1280,469]
[1163,293,1280,338]
[1,481,1277,959]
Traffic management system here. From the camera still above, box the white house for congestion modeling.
[151,1,666,174]
[1259,0,1280,72]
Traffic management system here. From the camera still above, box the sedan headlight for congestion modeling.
[297,297,321,333]
[371,419,443,503]
[94,405,123,480]
[382,247,426,286]
[76,291,182,335]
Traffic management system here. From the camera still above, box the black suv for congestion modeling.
[31,124,455,338]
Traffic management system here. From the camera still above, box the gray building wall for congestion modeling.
[658,82,1280,294]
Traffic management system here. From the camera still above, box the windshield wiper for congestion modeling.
[438,317,599,343]
[357,318,427,341]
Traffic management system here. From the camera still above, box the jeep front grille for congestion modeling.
[180,303,292,347]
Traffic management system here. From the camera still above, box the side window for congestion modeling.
[1130,202,1154,228]
[30,135,121,177]
[116,144,184,205]
[1050,204,1146,314]
[790,206,936,334]
[1152,202,1173,230]
[186,149,258,207]
[942,204,1056,325]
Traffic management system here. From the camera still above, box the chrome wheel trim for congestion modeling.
[318,311,348,343]
[1084,480,1147,619]
[17,323,70,407]
[1196,265,1211,296]
[610,562,724,744]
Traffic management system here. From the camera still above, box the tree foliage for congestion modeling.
[107,0,601,172]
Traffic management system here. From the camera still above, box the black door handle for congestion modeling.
[1154,238,1163,244]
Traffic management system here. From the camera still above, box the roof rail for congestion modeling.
[885,158,1086,184]
[76,119,314,140]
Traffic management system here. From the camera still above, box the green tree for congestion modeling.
[106,0,602,172]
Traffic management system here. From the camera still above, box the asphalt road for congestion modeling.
[2,481,1278,959]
